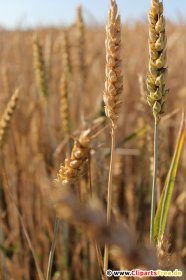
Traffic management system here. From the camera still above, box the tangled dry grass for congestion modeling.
[0,1,186,279]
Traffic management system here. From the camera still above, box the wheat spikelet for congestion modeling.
[56,129,91,184]
[0,89,19,149]
[33,33,48,99]
[60,74,71,135]
[103,0,123,127]
[147,0,169,120]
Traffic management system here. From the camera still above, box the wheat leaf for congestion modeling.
[154,113,185,244]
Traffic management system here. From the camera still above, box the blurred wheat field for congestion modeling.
[0,4,186,280]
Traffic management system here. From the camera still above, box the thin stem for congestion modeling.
[46,217,60,280]
[87,151,107,280]
[150,119,158,243]
[94,242,107,280]
[104,125,115,272]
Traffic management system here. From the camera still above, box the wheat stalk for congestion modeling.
[147,0,169,243]
[56,36,72,278]
[103,0,123,271]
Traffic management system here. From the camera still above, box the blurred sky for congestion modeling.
[0,0,185,29]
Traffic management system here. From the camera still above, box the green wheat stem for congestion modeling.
[150,118,158,243]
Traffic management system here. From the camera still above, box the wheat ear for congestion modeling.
[0,89,19,149]
[76,6,85,92]
[147,0,168,120]
[60,32,72,136]
[75,6,86,123]
[56,129,91,185]
[60,74,71,135]
[147,0,169,243]
[103,0,123,272]
[63,31,72,77]
[33,33,48,99]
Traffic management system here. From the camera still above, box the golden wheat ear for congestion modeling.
[103,0,123,128]
[56,119,105,185]
[0,89,20,149]
[56,129,91,185]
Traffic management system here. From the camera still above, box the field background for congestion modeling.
[0,16,185,280]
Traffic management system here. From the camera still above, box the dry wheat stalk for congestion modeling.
[0,89,19,149]
[103,0,123,271]
[147,0,169,120]
[33,34,48,99]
